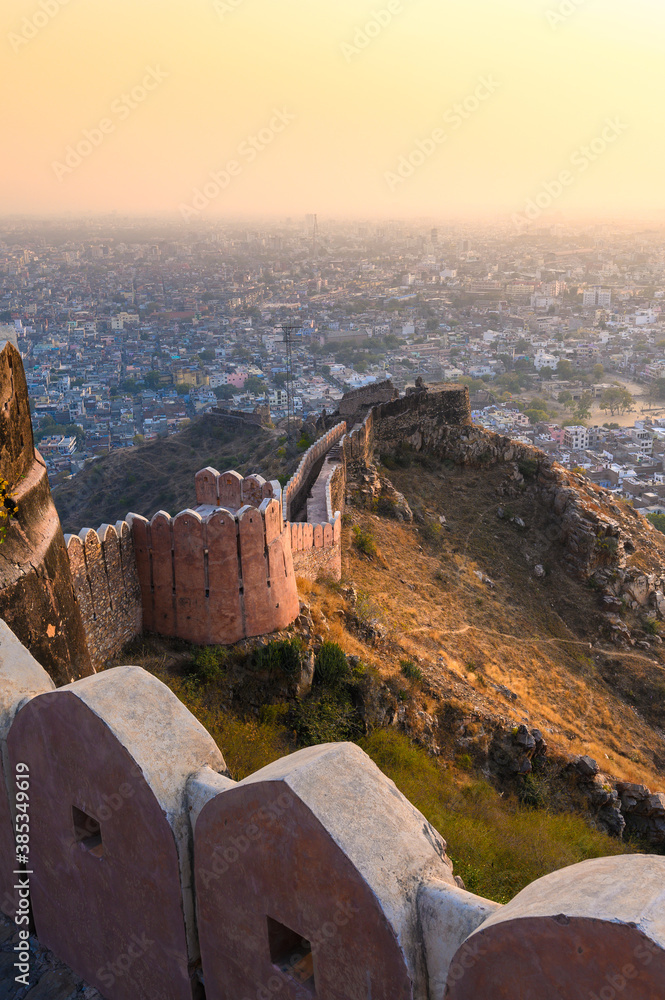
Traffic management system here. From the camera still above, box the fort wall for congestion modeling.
[282,421,347,522]
[337,378,398,419]
[0,628,662,1000]
[129,494,299,646]
[65,521,143,670]
[0,345,92,684]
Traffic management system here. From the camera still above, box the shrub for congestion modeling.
[314,642,350,688]
[188,645,227,684]
[376,496,397,518]
[290,692,362,746]
[253,638,304,677]
[352,525,377,558]
[518,458,539,480]
[400,659,423,683]
[420,520,444,548]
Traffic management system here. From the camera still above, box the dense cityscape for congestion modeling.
[5,215,665,518]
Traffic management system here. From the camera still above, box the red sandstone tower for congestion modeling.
[128,469,300,645]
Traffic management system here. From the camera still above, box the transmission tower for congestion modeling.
[280,324,300,439]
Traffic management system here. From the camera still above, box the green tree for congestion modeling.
[592,364,605,383]
[214,384,235,400]
[558,390,573,408]
[600,387,633,416]
[557,359,574,379]
[575,392,594,422]
[244,376,265,396]
[647,513,665,535]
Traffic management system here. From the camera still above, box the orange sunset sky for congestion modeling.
[1,0,664,221]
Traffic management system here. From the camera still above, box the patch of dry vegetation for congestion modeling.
[330,456,665,789]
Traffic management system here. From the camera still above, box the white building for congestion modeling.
[583,287,612,308]
[563,425,589,451]
[534,350,558,371]
[629,428,653,456]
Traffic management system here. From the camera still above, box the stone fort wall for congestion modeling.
[283,421,347,522]
[65,522,143,671]
[0,345,92,685]
[64,386,475,654]
[0,622,663,1000]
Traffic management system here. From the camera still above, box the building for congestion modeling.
[583,287,612,308]
[534,350,558,371]
[38,435,77,457]
[563,425,590,451]
[629,428,654,456]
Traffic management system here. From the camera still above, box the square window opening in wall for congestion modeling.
[72,806,104,858]
[267,917,316,996]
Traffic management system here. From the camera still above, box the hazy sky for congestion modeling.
[2,0,664,222]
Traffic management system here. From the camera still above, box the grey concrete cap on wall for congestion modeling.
[187,765,236,831]
[418,878,502,997]
[475,854,665,937]
[54,665,226,821]
[0,618,54,741]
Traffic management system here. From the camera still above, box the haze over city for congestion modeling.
[2,0,665,221]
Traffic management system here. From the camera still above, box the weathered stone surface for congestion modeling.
[0,345,93,684]
[575,755,600,778]
[446,855,665,1000]
[65,521,142,670]
[195,742,456,1000]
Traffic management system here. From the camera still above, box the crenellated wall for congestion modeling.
[128,487,300,646]
[65,522,143,670]
[0,624,663,1000]
[289,513,342,582]
[282,421,347,523]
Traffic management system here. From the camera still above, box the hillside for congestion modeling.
[335,454,665,793]
[53,415,291,533]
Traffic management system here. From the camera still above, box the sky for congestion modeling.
[2,0,665,223]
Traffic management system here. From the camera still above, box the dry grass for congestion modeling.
[361,730,631,903]
[297,458,665,789]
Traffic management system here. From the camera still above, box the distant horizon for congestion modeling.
[5,211,665,231]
